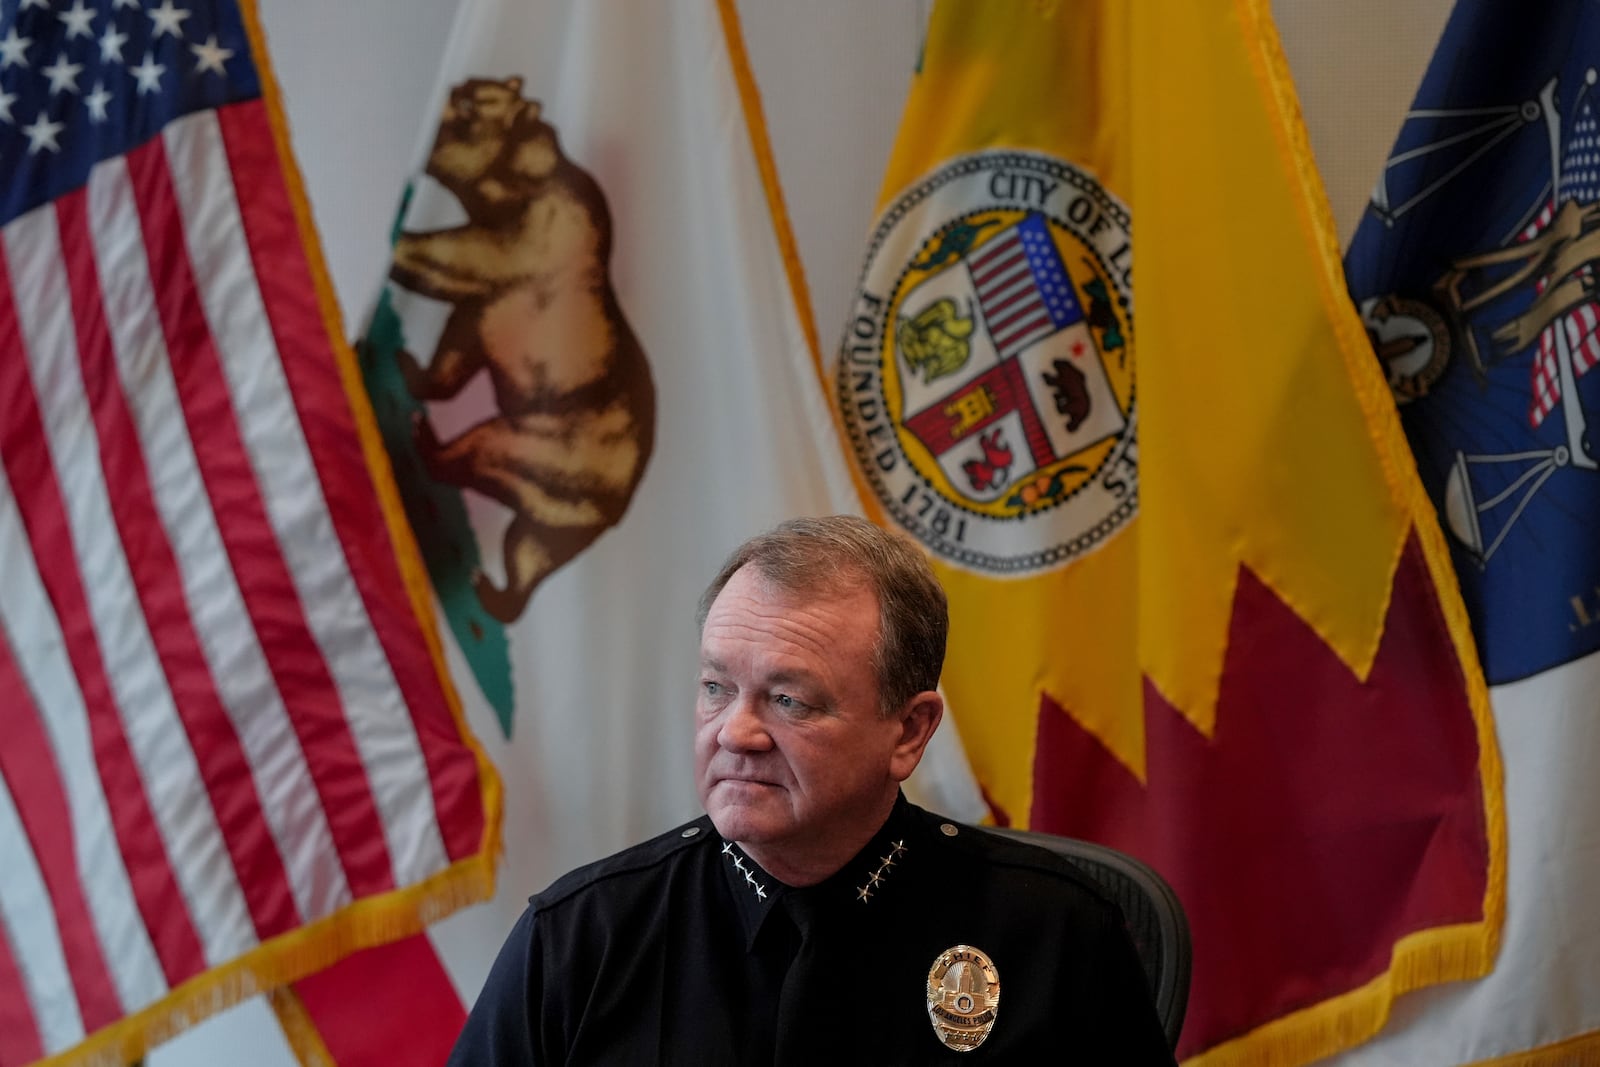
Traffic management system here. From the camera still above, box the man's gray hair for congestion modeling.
[696,515,948,716]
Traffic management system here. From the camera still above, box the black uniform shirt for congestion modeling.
[447,795,1175,1065]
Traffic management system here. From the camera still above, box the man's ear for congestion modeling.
[888,691,944,783]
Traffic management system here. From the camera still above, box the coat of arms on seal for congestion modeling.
[926,944,1001,1051]
[839,150,1135,574]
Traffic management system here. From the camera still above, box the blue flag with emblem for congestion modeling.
[1338,1,1600,1062]
[1346,0,1600,684]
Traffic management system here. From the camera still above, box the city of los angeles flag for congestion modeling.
[831,1,1505,1063]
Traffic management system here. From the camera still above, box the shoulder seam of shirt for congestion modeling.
[925,816,1126,915]
[529,814,715,910]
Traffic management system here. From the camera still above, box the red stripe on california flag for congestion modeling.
[217,100,484,861]
[0,247,208,989]
[54,189,301,940]
[120,135,399,895]
[0,624,121,1035]
[0,892,44,1067]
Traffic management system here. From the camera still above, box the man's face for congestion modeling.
[695,565,909,870]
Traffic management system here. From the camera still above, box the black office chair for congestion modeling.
[986,828,1191,1051]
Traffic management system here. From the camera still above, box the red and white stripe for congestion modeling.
[0,101,485,1063]
[0,722,83,1061]
[1522,203,1600,427]
[969,228,1052,359]
[1529,303,1600,426]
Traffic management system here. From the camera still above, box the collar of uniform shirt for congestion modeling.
[717,792,916,952]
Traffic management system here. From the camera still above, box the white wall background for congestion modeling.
[148,1,1454,1063]
[254,0,1454,355]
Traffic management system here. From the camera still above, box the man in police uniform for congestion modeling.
[448,515,1175,1064]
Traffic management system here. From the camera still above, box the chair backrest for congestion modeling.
[985,827,1191,1051]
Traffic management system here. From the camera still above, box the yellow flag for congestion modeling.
[833,1,1504,1062]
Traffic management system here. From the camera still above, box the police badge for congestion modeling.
[926,944,1001,1051]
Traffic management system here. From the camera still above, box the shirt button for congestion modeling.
[940,823,959,837]
[681,826,701,838]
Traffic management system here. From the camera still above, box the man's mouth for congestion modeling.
[718,775,779,789]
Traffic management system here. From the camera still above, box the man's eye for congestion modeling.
[701,681,722,696]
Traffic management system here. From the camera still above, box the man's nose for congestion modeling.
[716,695,774,752]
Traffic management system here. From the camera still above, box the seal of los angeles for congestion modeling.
[839,149,1136,575]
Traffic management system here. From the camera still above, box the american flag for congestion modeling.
[966,212,1083,360]
[0,2,496,1065]
[1527,92,1600,428]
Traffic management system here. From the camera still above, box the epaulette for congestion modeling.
[530,813,715,911]
[916,809,1120,911]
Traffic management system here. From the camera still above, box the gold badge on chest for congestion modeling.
[926,944,1000,1052]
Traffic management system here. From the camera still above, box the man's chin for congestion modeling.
[705,784,791,844]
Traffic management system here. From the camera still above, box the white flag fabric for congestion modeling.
[352,0,985,1003]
